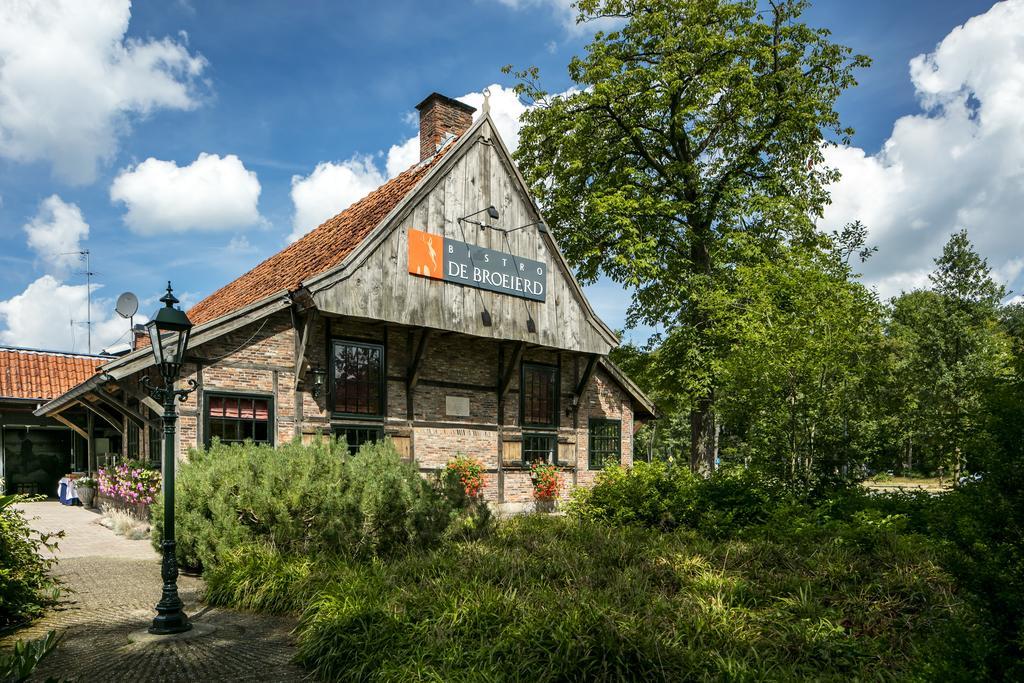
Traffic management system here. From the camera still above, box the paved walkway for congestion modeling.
[2,502,306,682]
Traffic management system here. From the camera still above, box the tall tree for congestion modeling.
[511,0,869,472]
[716,227,884,482]
[889,230,1011,482]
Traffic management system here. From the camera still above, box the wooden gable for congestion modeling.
[306,116,617,355]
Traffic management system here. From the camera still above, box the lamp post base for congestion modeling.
[148,539,192,635]
[148,614,192,636]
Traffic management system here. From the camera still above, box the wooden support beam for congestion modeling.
[87,411,95,474]
[498,342,525,399]
[76,399,123,433]
[407,329,432,391]
[293,309,318,389]
[119,383,163,416]
[91,390,156,431]
[51,411,87,440]
[573,354,600,405]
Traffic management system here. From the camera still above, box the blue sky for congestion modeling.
[0,0,1019,354]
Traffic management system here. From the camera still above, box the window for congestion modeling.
[206,394,273,446]
[331,340,384,416]
[334,425,384,455]
[588,419,621,470]
[523,433,557,465]
[126,424,140,459]
[521,362,558,428]
[126,399,141,458]
[148,426,162,470]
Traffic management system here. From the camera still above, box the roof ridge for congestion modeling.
[0,345,112,359]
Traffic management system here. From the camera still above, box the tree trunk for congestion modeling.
[690,390,716,476]
[687,231,716,477]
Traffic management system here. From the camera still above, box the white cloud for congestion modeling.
[382,84,534,181]
[994,258,1024,291]
[490,0,618,35]
[290,83,571,241]
[110,153,263,234]
[458,85,531,152]
[23,195,89,276]
[225,235,257,254]
[386,137,419,179]
[0,276,133,353]
[0,0,207,184]
[821,0,1024,299]
[288,156,386,241]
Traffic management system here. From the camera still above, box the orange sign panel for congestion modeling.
[408,228,444,279]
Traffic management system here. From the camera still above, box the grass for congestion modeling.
[205,515,972,681]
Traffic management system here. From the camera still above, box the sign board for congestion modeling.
[408,228,546,302]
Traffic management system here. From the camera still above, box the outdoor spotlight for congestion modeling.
[527,317,537,333]
[308,365,328,398]
[486,205,499,220]
[481,309,493,327]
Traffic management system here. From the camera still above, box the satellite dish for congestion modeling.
[115,292,139,319]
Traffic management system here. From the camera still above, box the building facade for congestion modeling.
[1,347,115,495]
[39,93,654,511]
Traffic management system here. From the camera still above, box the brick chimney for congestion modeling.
[131,323,147,351]
[415,93,476,161]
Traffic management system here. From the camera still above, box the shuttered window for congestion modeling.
[206,394,273,446]
[523,433,558,465]
[334,425,384,455]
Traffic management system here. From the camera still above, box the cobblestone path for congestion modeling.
[2,502,307,682]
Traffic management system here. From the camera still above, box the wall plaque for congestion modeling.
[408,228,546,302]
[445,395,471,417]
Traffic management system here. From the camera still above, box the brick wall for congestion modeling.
[125,311,640,506]
[574,366,634,491]
[164,311,297,461]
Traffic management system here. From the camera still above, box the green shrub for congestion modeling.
[0,491,61,629]
[210,516,974,681]
[153,437,461,569]
[567,461,790,537]
[204,543,324,614]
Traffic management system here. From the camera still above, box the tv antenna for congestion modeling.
[115,292,139,349]
[64,249,97,353]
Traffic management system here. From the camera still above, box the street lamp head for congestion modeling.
[146,281,193,382]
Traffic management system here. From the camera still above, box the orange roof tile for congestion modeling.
[187,148,452,327]
[0,347,103,401]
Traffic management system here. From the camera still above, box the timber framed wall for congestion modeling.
[143,310,635,506]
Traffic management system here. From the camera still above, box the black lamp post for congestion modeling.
[141,282,197,635]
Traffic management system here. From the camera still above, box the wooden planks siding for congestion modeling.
[311,120,613,355]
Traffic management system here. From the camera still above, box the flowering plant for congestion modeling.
[76,476,98,489]
[530,461,562,501]
[445,454,484,499]
[97,461,161,506]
